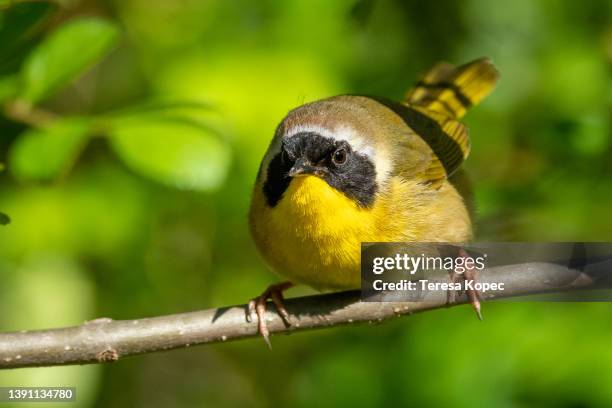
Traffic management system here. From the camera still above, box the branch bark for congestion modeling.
[0,262,597,369]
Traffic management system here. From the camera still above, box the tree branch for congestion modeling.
[0,262,597,369]
[2,100,58,128]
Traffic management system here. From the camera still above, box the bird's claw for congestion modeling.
[245,281,293,349]
[448,248,484,320]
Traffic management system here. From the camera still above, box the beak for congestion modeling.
[288,158,312,177]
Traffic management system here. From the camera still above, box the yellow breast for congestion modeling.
[250,174,472,290]
[250,175,405,290]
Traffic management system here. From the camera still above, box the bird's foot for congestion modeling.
[447,248,483,320]
[246,281,293,349]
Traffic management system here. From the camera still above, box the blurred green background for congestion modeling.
[0,0,611,406]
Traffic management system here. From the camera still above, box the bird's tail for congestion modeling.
[404,58,499,119]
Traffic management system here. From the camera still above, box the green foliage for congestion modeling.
[9,118,91,181]
[109,116,230,191]
[21,18,119,103]
[0,5,230,192]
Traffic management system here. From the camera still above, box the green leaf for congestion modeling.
[0,212,9,225]
[109,117,231,191]
[9,118,91,181]
[21,18,119,103]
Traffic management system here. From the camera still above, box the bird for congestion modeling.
[247,58,499,346]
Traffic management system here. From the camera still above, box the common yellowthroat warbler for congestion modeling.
[248,58,499,345]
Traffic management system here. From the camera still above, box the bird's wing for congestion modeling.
[395,58,498,188]
[373,99,470,189]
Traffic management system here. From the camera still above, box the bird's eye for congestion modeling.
[332,148,348,166]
